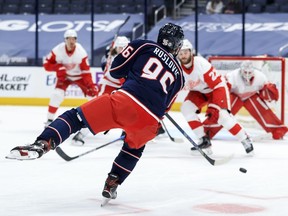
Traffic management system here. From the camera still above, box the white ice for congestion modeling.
[0,105,288,216]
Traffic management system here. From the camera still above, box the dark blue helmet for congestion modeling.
[157,23,184,56]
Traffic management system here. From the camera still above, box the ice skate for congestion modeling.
[191,135,213,155]
[6,140,53,160]
[101,173,119,207]
[241,136,254,155]
[71,131,85,145]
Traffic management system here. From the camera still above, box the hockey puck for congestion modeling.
[239,168,247,173]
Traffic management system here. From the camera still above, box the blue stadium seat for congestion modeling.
[103,4,119,13]
[120,5,136,14]
[253,0,267,6]
[7,0,21,5]
[264,4,280,13]
[247,4,263,13]
[274,0,288,5]
[38,4,53,14]
[20,4,35,14]
[135,4,144,13]
[2,4,19,14]
[70,3,86,14]
[279,4,288,12]
[54,5,69,14]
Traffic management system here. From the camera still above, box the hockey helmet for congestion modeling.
[240,60,254,83]
[157,23,184,55]
[181,39,193,51]
[64,29,77,39]
[113,36,130,48]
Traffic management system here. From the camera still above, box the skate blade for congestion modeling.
[5,150,39,160]
[101,198,111,207]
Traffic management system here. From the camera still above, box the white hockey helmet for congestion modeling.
[180,39,193,51]
[240,60,254,83]
[113,36,130,48]
[64,29,77,39]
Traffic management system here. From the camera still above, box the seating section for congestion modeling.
[0,0,164,14]
[244,0,288,13]
[1,0,288,14]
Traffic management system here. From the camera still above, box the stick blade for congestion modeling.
[55,147,77,161]
[213,154,234,166]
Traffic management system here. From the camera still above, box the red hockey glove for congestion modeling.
[56,65,67,81]
[86,84,98,97]
[205,105,219,123]
[259,83,279,102]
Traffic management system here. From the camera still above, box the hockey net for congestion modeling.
[208,56,288,131]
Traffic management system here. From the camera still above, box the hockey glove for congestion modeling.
[206,106,219,123]
[56,65,67,81]
[259,83,279,102]
[82,73,98,97]
[86,84,99,97]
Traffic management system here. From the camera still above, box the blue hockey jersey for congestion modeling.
[109,39,184,118]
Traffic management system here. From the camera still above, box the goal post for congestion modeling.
[208,56,287,126]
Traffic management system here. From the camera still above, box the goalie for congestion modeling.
[204,61,288,140]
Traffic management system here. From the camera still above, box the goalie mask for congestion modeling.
[240,61,254,84]
[157,23,184,56]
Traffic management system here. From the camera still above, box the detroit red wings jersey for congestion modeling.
[181,56,226,94]
[99,55,123,88]
[226,69,268,101]
[44,42,90,81]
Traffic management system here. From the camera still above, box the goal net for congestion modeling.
[208,56,288,130]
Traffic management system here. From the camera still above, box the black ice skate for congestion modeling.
[101,173,119,207]
[191,135,213,155]
[71,131,85,145]
[6,140,54,160]
[241,136,254,155]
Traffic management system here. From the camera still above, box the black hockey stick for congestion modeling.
[115,16,130,37]
[165,113,233,166]
[160,120,184,143]
[55,135,125,161]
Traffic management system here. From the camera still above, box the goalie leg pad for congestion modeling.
[244,94,285,133]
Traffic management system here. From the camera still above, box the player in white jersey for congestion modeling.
[178,39,254,155]
[43,29,98,127]
[71,36,130,145]
[99,36,130,95]
[204,61,288,139]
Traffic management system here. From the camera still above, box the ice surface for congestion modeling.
[0,105,288,216]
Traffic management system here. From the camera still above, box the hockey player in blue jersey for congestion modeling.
[7,23,185,204]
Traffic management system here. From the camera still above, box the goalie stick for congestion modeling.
[161,120,184,143]
[165,113,233,166]
[56,135,125,161]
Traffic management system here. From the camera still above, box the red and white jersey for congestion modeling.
[181,56,226,94]
[43,42,91,81]
[226,69,268,101]
[98,55,123,88]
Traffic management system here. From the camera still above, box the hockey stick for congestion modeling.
[161,120,184,143]
[165,113,233,166]
[55,135,125,161]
